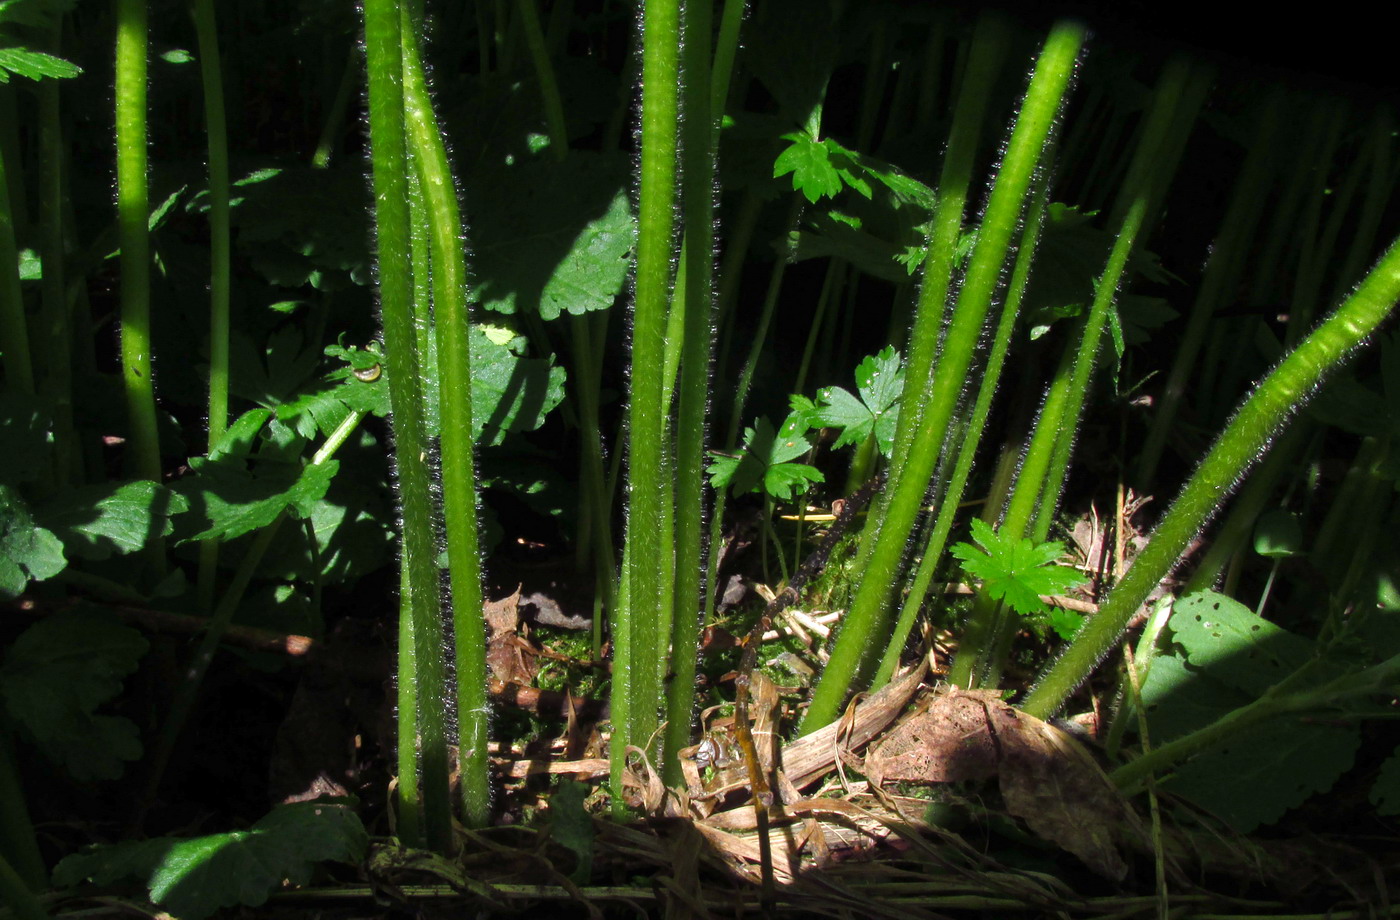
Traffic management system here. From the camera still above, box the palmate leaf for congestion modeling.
[774,133,843,203]
[811,347,903,454]
[54,800,367,920]
[708,412,823,501]
[950,518,1086,617]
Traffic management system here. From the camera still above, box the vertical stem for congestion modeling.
[613,0,681,795]
[115,0,160,484]
[191,0,231,611]
[1135,92,1283,490]
[662,0,716,785]
[401,0,490,828]
[0,122,31,395]
[364,0,453,851]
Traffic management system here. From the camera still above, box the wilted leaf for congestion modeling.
[867,688,1139,879]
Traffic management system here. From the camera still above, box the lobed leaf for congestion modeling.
[950,518,1085,617]
[0,608,147,780]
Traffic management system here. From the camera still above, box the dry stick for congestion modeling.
[731,474,884,911]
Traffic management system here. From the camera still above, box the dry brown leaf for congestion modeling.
[867,687,1140,881]
[865,687,1003,784]
[484,587,539,685]
[986,703,1140,881]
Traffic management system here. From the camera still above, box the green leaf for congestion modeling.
[1160,710,1358,833]
[0,608,147,780]
[1169,591,1316,697]
[812,348,904,454]
[232,165,372,291]
[708,413,823,501]
[1134,594,1366,832]
[0,44,81,82]
[54,801,368,920]
[0,0,76,28]
[950,518,1086,617]
[172,414,340,545]
[37,481,188,561]
[1372,746,1400,815]
[0,484,66,598]
[466,327,567,445]
[179,459,338,543]
[773,133,842,203]
[471,152,635,319]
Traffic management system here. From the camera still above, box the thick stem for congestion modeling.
[401,0,490,829]
[364,0,453,851]
[115,0,160,485]
[614,0,681,795]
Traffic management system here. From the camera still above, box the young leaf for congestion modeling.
[54,800,368,920]
[773,133,842,203]
[708,412,823,501]
[950,518,1086,617]
[0,608,147,780]
[811,347,904,454]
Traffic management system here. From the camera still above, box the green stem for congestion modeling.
[0,108,31,396]
[364,0,453,851]
[37,16,75,484]
[141,411,367,823]
[803,21,1084,734]
[662,0,716,786]
[877,186,1051,691]
[1023,234,1400,719]
[191,0,231,612]
[0,726,44,892]
[401,0,490,829]
[115,0,161,484]
[515,0,568,156]
[954,57,1202,688]
[1135,92,1283,490]
[614,0,681,796]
